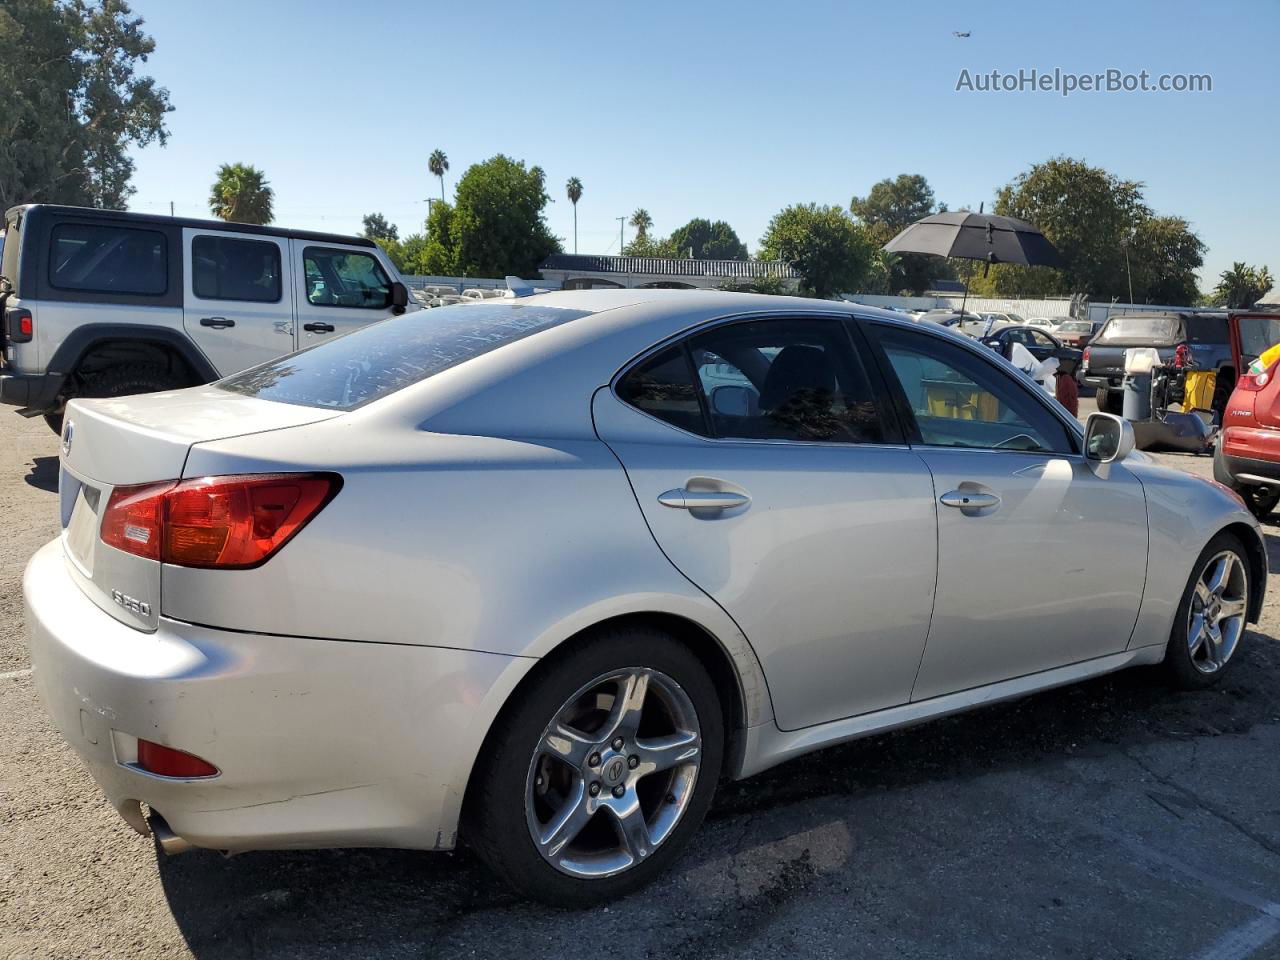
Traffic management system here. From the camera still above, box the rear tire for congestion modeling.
[1163,532,1251,690]
[46,364,189,433]
[466,627,724,906]
[1095,389,1120,415]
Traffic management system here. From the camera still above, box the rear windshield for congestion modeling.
[217,301,590,410]
[1099,316,1177,342]
[1238,315,1280,361]
[1059,321,1090,332]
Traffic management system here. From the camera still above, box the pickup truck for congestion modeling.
[1080,312,1233,416]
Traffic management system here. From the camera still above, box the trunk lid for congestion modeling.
[58,386,341,631]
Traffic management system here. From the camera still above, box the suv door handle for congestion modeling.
[303,322,336,333]
[939,490,1000,510]
[199,316,235,329]
[657,489,751,511]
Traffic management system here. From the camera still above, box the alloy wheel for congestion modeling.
[525,668,701,879]
[1187,550,1248,674]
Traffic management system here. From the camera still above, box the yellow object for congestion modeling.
[925,382,1000,421]
[1249,342,1280,376]
[1182,370,1216,412]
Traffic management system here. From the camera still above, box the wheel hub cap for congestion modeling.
[1188,550,1248,675]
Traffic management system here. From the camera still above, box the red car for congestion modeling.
[1214,311,1280,518]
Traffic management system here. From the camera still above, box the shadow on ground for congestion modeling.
[154,620,1280,958]
[24,455,57,493]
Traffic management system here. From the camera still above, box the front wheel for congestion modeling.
[1095,389,1120,415]
[466,628,724,906]
[1164,533,1251,689]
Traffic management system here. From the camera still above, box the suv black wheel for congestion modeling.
[44,364,187,434]
[466,626,724,906]
[1095,389,1120,415]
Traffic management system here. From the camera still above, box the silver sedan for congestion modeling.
[25,291,1265,905]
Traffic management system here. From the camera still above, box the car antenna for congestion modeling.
[505,276,535,298]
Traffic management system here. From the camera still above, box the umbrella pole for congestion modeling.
[958,260,971,315]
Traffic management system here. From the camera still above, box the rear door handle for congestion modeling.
[658,489,751,510]
[199,316,234,329]
[939,490,1000,510]
[303,322,336,333]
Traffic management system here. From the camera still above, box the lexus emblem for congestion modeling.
[61,420,74,456]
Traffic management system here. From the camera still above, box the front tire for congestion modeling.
[1164,532,1251,689]
[466,627,724,906]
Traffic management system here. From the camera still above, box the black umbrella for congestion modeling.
[883,209,1061,313]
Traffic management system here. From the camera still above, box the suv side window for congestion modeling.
[192,235,281,303]
[874,325,1074,453]
[688,318,884,443]
[303,247,390,308]
[49,222,167,296]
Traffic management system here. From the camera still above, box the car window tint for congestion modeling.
[218,302,589,410]
[616,346,708,435]
[876,327,1074,453]
[48,222,166,296]
[192,235,281,302]
[687,318,884,443]
[303,247,390,308]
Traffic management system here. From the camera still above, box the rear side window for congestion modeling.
[48,222,167,296]
[1,216,21,295]
[304,247,389,308]
[616,346,707,435]
[218,302,590,410]
[1183,315,1227,344]
[192,235,281,303]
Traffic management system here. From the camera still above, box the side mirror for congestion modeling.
[1084,412,1135,463]
[389,281,410,315]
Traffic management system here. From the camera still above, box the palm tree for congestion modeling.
[428,149,449,201]
[565,177,583,254]
[629,207,653,240]
[208,163,273,224]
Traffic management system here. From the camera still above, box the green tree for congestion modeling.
[1213,262,1274,309]
[565,176,583,253]
[418,199,458,275]
[208,163,273,224]
[449,155,560,277]
[0,0,172,209]
[1128,216,1204,305]
[397,232,428,275]
[629,208,653,240]
[758,204,877,299]
[622,234,671,258]
[428,149,449,201]
[361,212,398,243]
[993,156,1149,298]
[850,173,949,295]
[666,218,748,260]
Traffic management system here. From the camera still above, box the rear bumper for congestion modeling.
[0,370,62,415]
[1082,374,1122,390]
[1220,427,1280,486]
[23,539,531,853]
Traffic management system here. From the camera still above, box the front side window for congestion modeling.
[875,326,1074,453]
[303,247,390,308]
[49,222,167,296]
[192,235,281,302]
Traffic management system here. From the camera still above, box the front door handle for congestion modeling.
[199,316,234,329]
[658,489,751,510]
[939,490,1001,510]
[303,322,336,333]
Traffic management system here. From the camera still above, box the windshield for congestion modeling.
[1098,316,1178,343]
[218,301,590,410]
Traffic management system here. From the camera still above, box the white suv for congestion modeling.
[0,204,418,431]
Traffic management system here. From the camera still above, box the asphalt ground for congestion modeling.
[3,399,1280,960]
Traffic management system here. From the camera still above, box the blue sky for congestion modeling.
[126,0,1278,286]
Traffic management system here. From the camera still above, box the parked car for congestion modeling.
[26,291,1264,905]
[1080,312,1232,416]
[978,311,1026,327]
[1214,311,1280,518]
[0,204,416,432]
[1026,316,1066,330]
[1054,319,1099,348]
[980,325,1082,377]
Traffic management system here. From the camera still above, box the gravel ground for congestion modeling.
[3,402,1280,960]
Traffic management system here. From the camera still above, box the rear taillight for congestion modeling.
[1239,358,1279,392]
[5,307,32,343]
[137,739,219,778]
[1081,346,1091,370]
[100,473,341,568]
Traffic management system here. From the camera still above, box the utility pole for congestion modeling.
[169,201,174,216]
[616,216,625,253]
[1121,233,1134,304]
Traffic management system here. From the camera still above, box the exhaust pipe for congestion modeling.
[148,813,194,855]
